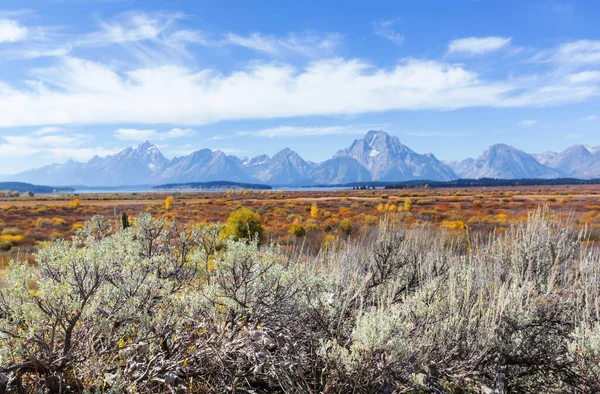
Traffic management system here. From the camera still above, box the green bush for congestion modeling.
[339,219,353,236]
[289,223,307,237]
[220,206,264,242]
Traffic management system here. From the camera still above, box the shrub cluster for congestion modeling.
[0,207,599,392]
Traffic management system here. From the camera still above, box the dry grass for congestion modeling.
[1,207,599,392]
[1,185,600,260]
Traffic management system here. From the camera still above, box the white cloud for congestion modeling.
[553,40,600,68]
[32,126,62,135]
[114,128,156,141]
[80,12,187,47]
[5,12,335,62]
[583,115,597,121]
[0,38,597,128]
[0,131,118,165]
[373,19,404,46]
[114,127,194,141]
[2,12,205,62]
[238,125,375,138]
[43,147,121,162]
[448,36,512,55]
[0,19,28,43]
[215,148,243,154]
[223,32,342,57]
[518,119,537,126]
[2,134,80,155]
[567,71,600,84]
[403,131,469,137]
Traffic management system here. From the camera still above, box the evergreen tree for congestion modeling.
[121,212,129,229]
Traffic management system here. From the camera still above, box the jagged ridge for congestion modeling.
[11,131,599,186]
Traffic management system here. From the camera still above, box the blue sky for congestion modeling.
[0,0,599,174]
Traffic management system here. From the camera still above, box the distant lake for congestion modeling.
[67,186,352,194]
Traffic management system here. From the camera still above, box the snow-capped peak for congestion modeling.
[369,148,381,157]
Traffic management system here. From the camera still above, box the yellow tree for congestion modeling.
[310,202,320,219]
[404,198,413,212]
[69,197,81,208]
[339,219,353,236]
[220,207,264,243]
[164,196,174,211]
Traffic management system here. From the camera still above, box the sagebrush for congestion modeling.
[1,207,599,393]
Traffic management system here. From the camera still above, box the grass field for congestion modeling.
[1,184,600,266]
[2,187,600,391]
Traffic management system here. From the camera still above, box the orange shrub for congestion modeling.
[69,197,81,208]
[310,202,319,219]
[440,220,466,230]
[165,196,175,211]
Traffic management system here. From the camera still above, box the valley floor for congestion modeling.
[1,184,600,266]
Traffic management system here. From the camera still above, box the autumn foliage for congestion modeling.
[68,197,80,208]
[310,202,319,219]
[220,206,264,242]
[164,195,174,210]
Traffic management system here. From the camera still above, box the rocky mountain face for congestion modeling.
[12,132,600,186]
[334,130,457,181]
[15,141,169,186]
[160,149,253,184]
[304,157,372,184]
[451,144,562,179]
[535,145,600,178]
[242,148,315,185]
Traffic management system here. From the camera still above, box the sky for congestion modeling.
[0,0,600,174]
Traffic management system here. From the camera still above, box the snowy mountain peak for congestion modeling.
[584,145,600,154]
[273,148,296,159]
[136,140,155,150]
[334,130,456,181]
[452,144,562,179]
[12,130,600,186]
[244,154,270,166]
[369,148,381,157]
[535,144,600,178]
[364,130,388,144]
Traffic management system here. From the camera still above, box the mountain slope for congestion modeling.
[86,141,169,185]
[446,158,474,177]
[160,149,254,183]
[535,145,600,178]
[13,141,168,186]
[13,160,86,186]
[456,144,563,179]
[243,148,314,185]
[334,130,457,181]
[11,132,595,186]
[304,157,372,184]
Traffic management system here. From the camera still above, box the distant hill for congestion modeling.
[0,182,74,194]
[153,181,272,190]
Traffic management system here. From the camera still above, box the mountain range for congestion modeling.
[10,131,600,186]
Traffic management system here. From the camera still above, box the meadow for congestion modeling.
[1,186,600,392]
[1,185,600,267]
[1,202,600,392]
